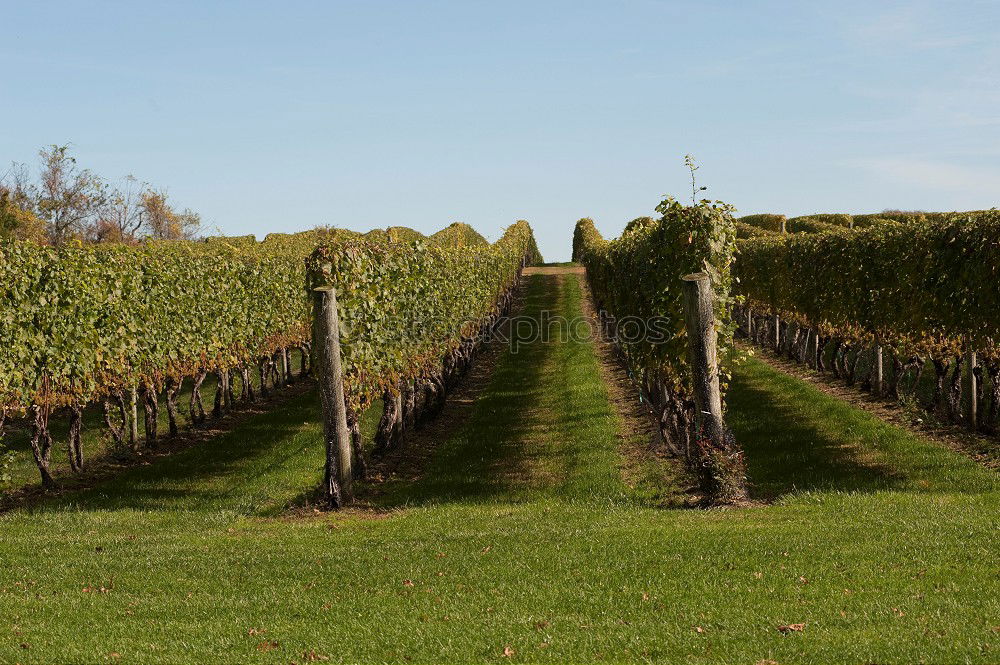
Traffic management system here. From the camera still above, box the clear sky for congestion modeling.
[2,1,998,260]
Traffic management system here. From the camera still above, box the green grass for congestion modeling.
[376,274,629,506]
[2,274,999,663]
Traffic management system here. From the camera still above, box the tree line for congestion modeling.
[0,145,201,245]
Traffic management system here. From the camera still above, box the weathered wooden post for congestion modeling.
[681,273,725,446]
[773,314,781,351]
[968,349,978,430]
[312,284,353,508]
[874,344,883,396]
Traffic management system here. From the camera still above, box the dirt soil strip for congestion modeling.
[744,342,1000,472]
[522,265,584,276]
[574,271,698,505]
[1,379,318,513]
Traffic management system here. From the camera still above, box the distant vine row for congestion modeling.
[734,211,1000,432]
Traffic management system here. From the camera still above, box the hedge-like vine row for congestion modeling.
[574,199,746,502]
[1,222,540,487]
[307,221,539,458]
[734,210,1000,431]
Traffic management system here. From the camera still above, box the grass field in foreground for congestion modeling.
[1,272,999,664]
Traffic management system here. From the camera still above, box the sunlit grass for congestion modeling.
[1,276,998,663]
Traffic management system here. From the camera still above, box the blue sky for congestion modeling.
[2,1,998,260]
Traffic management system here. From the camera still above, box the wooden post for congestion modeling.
[874,344,883,396]
[968,349,978,430]
[681,273,725,446]
[312,285,353,508]
[773,314,781,351]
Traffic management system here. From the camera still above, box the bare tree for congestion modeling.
[3,146,203,245]
[35,145,106,245]
[92,175,147,243]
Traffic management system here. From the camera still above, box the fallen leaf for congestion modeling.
[694,626,705,634]
[248,628,267,636]
[534,620,550,631]
[798,576,808,584]
[256,640,280,652]
[641,592,650,601]
[481,546,492,554]
[754,572,763,579]
[755,660,779,665]
[502,645,515,658]
[777,623,805,633]
[302,649,329,661]
[402,580,415,587]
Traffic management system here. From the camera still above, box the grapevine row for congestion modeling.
[573,198,746,502]
[0,222,540,487]
[734,210,1000,432]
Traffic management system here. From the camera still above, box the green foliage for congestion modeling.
[734,211,1000,359]
[0,222,538,415]
[575,198,737,398]
[307,221,538,410]
[623,216,656,234]
[202,233,258,248]
[571,217,600,262]
[0,234,318,412]
[851,213,908,227]
[784,216,846,234]
[735,222,777,239]
[737,213,786,233]
[386,226,427,243]
[362,227,426,244]
[789,213,854,229]
[428,222,488,248]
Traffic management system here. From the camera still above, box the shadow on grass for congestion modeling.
[24,390,323,516]
[727,360,907,501]
[3,352,307,490]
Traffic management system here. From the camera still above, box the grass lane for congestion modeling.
[378,273,629,506]
[1,273,999,663]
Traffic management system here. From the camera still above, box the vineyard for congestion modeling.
[0,222,539,491]
[734,209,1000,434]
[1,202,999,663]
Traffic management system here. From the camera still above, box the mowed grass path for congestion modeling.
[2,271,999,663]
